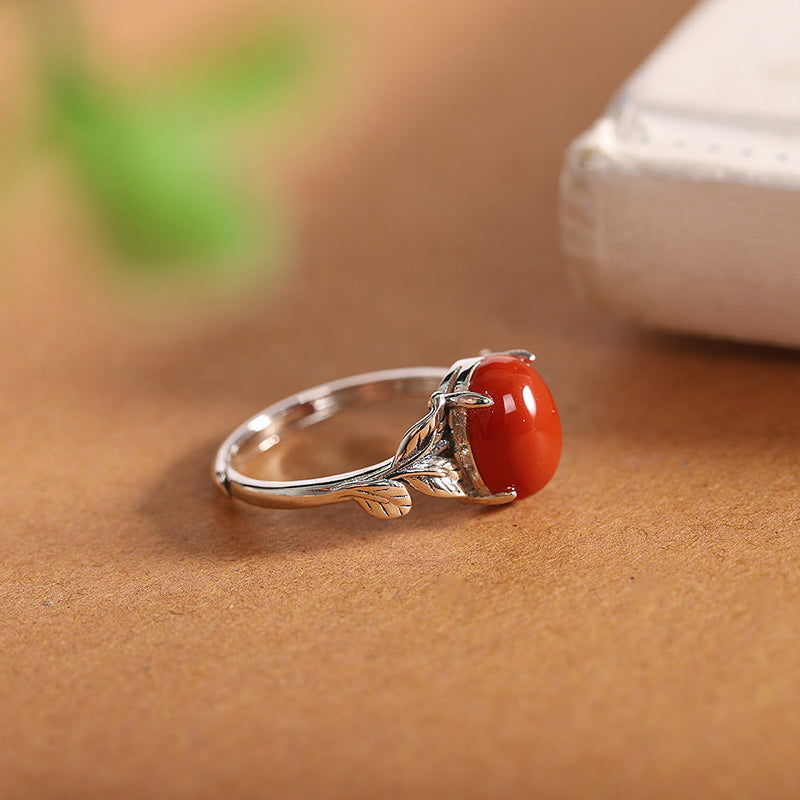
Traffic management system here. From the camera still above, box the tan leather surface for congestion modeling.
[3,1,800,798]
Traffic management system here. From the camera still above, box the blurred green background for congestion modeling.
[3,0,330,301]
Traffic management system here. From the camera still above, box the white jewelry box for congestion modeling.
[559,0,800,349]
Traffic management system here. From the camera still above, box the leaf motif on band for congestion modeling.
[402,472,461,499]
[346,481,412,519]
[341,392,476,517]
[396,456,464,499]
[394,395,447,465]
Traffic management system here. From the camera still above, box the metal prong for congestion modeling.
[506,349,536,361]
[443,391,493,408]
[463,490,516,505]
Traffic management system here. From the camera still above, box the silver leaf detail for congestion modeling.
[394,395,447,465]
[397,456,464,499]
[345,481,412,519]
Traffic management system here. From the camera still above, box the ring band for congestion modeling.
[213,349,561,519]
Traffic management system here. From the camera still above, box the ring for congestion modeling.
[213,349,561,519]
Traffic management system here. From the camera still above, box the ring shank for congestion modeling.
[214,367,446,509]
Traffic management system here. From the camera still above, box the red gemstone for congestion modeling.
[466,354,561,499]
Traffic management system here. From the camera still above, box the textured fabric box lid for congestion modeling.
[560,0,800,348]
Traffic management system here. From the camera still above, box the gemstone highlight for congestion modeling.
[466,354,561,499]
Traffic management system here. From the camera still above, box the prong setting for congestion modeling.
[442,391,493,408]
[505,349,536,362]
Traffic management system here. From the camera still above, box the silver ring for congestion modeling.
[213,349,561,519]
